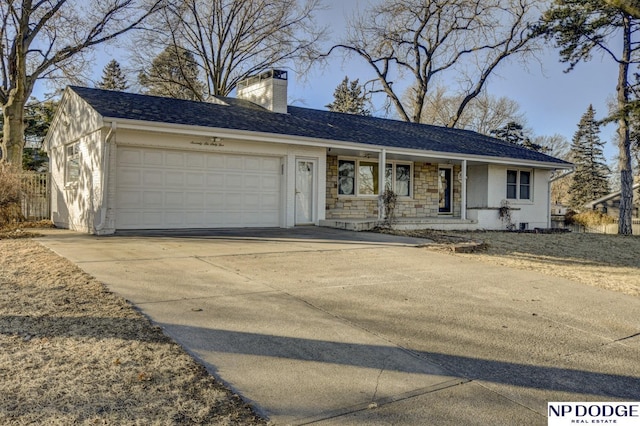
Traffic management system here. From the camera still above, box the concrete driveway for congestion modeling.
[38,228,640,425]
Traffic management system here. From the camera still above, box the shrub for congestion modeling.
[569,210,615,227]
[0,164,24,225]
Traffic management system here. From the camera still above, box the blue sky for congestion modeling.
[287,0,621,162]
[35,0,620,162]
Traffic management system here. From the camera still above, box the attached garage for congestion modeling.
[115,146,282,229]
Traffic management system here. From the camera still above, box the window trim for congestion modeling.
[65,142,81,186]
[337,157,413,198]
[506,169,533,201]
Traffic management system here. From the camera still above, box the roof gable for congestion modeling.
[67,86,571,166]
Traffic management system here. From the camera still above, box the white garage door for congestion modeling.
[115,147,282,229]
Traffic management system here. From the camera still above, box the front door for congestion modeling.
[295,159,315,224]
[438,167,452,214]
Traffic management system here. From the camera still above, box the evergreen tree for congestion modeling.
[326,77,371,116]
[97,60,129,91]
[1,100,56,170]
[568,105,611,210]
[138,45,205,101]
[490,121,547,152]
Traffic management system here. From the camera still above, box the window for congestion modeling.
[358,161,379,195]
[338,158,412,197]
[65,142,80,185]
[395,164,411,196]
[506,169,532,200]
[338,160,355,195]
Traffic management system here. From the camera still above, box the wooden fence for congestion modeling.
[21,172,50,221]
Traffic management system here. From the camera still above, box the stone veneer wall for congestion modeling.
[325,155,462,219]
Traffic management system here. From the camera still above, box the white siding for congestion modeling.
[47,90,106,233]
[467,164,551,230]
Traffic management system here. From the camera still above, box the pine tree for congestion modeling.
[97,59,129,91]
[568,105,611,210]
[326,77,371,116]
[138,45,205,101]
[490,121,547,152]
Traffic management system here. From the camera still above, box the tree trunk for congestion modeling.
[617,14,634,235]
[2,98,26,167]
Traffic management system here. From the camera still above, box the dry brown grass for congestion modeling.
[0,237,266,425]
[395,230,640,297]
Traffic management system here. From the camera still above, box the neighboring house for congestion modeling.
[584,183,640,219]
[45,70,571,235]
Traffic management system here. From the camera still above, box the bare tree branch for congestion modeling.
[328,0,542,125]
[134,0,327,97]
[0,0,165,166]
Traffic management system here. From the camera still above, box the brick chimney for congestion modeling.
[236,70,288,114]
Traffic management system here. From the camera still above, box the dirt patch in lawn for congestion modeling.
[0,236,266,425]
[385,230,640,298]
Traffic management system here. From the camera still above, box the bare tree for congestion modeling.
[135,0,326,97]
[0,0,164,166]
[327,0,541,126]
[419,87,525,134]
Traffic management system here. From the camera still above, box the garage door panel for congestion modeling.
[225,193,243,210]
[244,193,261,209]
[143,191,163,207]
[226,156,244,170]
[165,152,184,167]
[186,154,204,168]
[185,192,204,208]
[142,170,163,187]
[165,172,184,186]
[244,175,260,190]
[207,173,225,188]
[262,193,280,209]
[262,157,281,171]
[207,156,224,168]
[261,175,279,191]
[165,211,185,226]
[118,148,142,165]
[165,192,184,206]
[116,147,282,229]
[118,191,141,207]
[143,151,163,166]
[186,173,204,187]
[142,211,163,226]
[119,169,141,185]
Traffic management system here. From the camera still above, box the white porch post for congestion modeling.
[461,159,467,220]
[378,149,386,220]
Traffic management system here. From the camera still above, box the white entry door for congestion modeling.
[295,159,315,224]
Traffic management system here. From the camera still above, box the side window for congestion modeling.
[506,170,518,199]
[506,169,531,200]
[338,160,355,195]
[65,142,80,185]
[519,171,531,200]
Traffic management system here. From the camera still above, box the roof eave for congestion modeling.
[102,116,572,169]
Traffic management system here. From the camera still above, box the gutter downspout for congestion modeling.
[547,169,574,228]
[95,122,116,233]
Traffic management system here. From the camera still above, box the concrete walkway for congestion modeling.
[37,228,640,425]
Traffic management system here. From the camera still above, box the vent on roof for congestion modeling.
[237,70,288,114]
